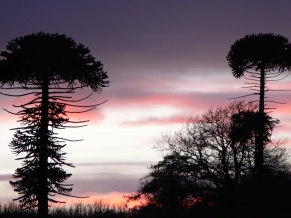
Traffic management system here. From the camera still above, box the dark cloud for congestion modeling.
[75,161,154,167]
[66,161,159,196]
[69,173,141,195]
[1,1,291,76]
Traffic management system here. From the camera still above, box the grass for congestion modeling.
[0,200,129,218]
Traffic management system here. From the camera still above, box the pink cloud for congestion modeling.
[273,124,291,135]
[64,109,106,125]
[105,91,234,111]
[1,70,291,130]
[102,77,291,112]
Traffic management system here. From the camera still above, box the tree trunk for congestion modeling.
[256,66,265,213]
[257,66,265,182]
[38,77,49,217]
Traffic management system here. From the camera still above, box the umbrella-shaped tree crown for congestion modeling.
[227,33,291,78]
[0,32,109,91]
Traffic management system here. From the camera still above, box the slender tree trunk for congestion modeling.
[38,77,49,217]
[256,66,265,213]
[257,66,265,182]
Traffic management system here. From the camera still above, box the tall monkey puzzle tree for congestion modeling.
[227,33,291,182]
[0,32,109,217]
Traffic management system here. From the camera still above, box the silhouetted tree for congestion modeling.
[0,32,109,217]
[229,110,279,170]
[127,101,290,217]
[127,154,208,218]
[128,154,195,210]
[226,33,291,181]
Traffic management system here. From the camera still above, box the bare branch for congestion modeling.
[0,91,39,97]
[227,93,257,100]
[265,100,286,104]
[64,107,97,113]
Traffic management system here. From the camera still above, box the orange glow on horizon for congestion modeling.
[53,191,143,209]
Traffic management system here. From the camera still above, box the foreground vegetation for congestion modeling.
[0,200,128,218]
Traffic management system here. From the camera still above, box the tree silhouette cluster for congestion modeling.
[127,33,291,217]
[0,32,109,216]
[127,101,291,217]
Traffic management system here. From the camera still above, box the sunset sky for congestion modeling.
[1,0,291,206]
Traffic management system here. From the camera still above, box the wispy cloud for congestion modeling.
[118,114,190,126]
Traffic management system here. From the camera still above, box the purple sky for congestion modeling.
[1,0,291,205]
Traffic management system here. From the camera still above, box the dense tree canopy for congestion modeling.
[0,32,108,90]
[227,33,291,78]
